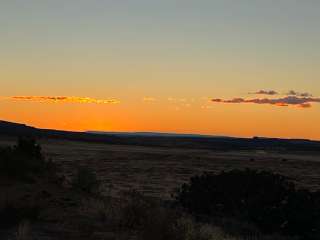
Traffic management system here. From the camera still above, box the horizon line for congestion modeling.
[0,119,317,142]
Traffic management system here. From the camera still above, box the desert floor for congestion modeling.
[1,137,319,199]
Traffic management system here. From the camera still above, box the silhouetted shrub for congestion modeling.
[0,139,63,230]
[118,190,156,229]
[175,169,320,238]
[117,190,216,240]
[0,138,54,181]
[71,166,100,194]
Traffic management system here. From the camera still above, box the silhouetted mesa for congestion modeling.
[0,120,320,152]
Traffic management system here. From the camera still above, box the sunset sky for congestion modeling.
[1,1,320,139]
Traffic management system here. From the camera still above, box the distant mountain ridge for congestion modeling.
[86,131,228,138]
[0,120,319,152]
[0,120,37,135]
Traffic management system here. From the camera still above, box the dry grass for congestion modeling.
[79,197,120,224]
[1,138,319,199]
[16,221,31,240]
[76,190,296,240]
[20,138,320,199]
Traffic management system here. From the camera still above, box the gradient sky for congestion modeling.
[1,0,320,139]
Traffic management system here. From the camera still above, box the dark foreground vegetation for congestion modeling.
[0,138,319,239]
[175,170,320,239]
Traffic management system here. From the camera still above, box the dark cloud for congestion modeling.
[211,96,320,108]
[286,90,313,97]
[250,90,278,95]
[249,89,313,97]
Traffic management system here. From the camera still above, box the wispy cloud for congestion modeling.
[143,97,157,102]
[250,90,278,95]
[167,97,188,102]
[4,96,120,104]
[211,96,320,108]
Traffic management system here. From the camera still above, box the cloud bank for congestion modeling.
[212,96,320,108]
[6,96,120,104]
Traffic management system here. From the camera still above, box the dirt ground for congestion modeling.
[1,137,319,199]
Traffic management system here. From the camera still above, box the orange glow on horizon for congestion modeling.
[0,99,319,141]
